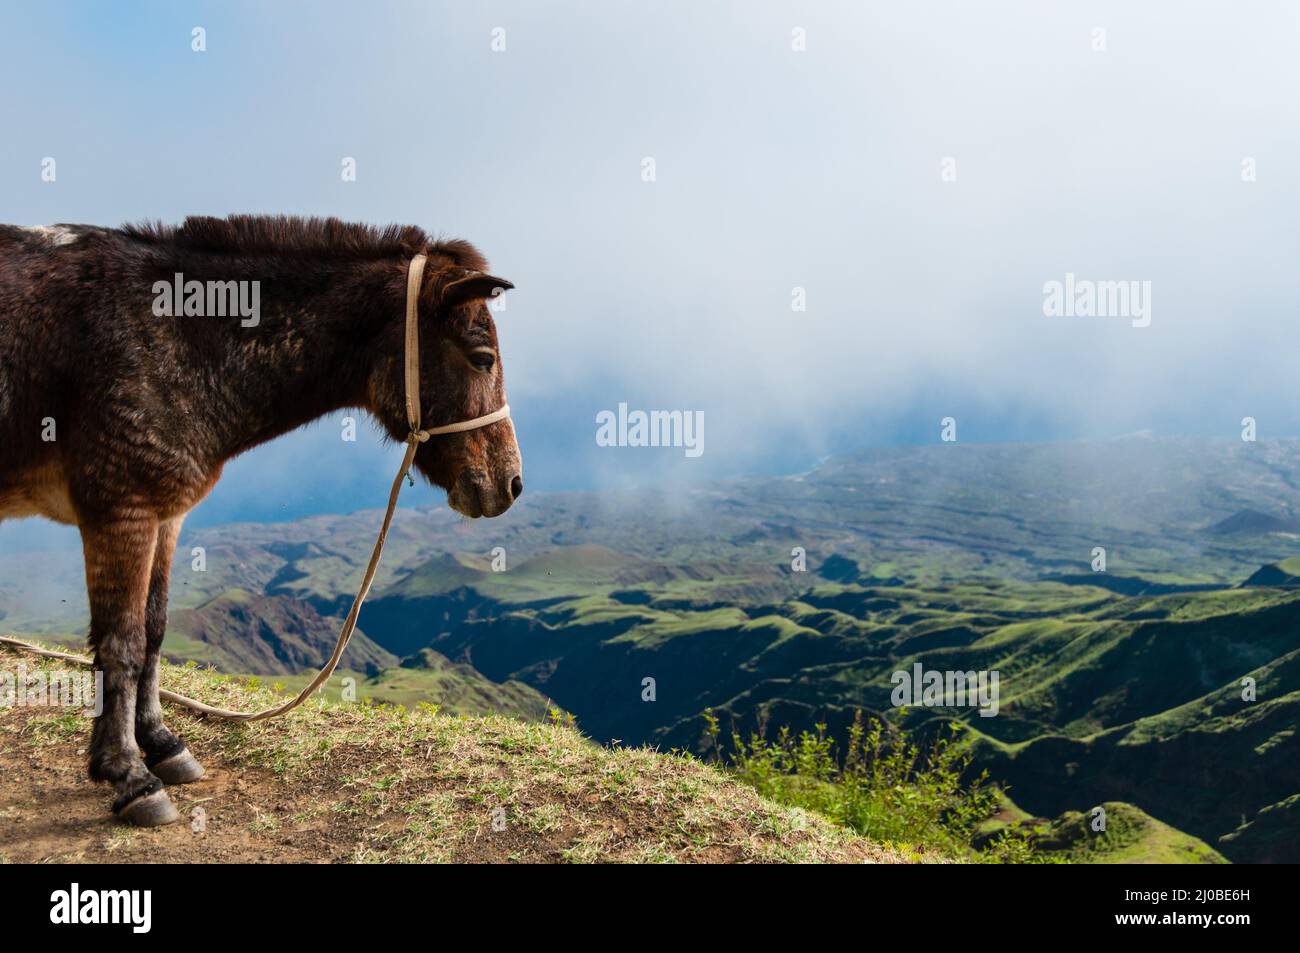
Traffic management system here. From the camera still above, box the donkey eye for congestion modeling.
[468,348,496,372]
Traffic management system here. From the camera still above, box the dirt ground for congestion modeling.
[0,652,913,864]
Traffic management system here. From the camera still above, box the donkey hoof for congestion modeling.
[149,747,206,785]
[115,788,182,827]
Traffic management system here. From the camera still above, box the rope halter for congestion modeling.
[403,252,510,447]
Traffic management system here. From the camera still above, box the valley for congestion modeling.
[3,435,1298,862]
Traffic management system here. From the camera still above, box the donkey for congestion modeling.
[0,216,522,825]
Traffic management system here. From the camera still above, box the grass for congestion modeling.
[1,648,926,864]
[1014,802,1228,864]
[708,710,1038,862]
[1274,556,1300,576]
[703,705,1227,864]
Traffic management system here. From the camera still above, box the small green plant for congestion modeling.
[547,706,576,728]
[725,712,1043,862]
[980,826,1043,863]
[701,707,721,762]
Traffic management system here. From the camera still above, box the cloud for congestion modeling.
[3,0,1297,524]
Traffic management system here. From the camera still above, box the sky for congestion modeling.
[2,0,1298,545]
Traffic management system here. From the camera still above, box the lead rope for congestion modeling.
[0,253,510,721]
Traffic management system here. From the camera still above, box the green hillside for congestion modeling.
[162,588,396,675]
[393,568,1300,863]
[264,648,558,723]
[989,801,1228,864]
[1242,557,1300,587]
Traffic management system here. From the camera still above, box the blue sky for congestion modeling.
[3,0,1299,540]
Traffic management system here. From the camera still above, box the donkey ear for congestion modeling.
[441,272,514,309]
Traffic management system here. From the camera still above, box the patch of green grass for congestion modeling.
[709,710,1035,862]
[1017,802,1227,864]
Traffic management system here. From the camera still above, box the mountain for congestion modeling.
[1242,557,1300,588]
[398,572,1300,863]
[267,648,559,723]
[1208,509,1300,537]
[6,436,1300,861]
[165,588,396,675]
[11,435,1300,637]
[1218,794,1300,863]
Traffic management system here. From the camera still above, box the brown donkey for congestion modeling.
[0,216,522,825]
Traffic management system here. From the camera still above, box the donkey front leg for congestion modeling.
[136,516,205,785]
[83,515,181,826]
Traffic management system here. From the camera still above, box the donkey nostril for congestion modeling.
[510,475,523,500]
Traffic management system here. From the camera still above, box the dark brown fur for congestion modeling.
[0,215,521,819]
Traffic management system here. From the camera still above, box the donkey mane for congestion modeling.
[121,214,489,270]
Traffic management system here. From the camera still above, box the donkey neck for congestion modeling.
[197,257,403,460]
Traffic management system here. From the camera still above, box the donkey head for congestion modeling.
[368,265,523,518]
